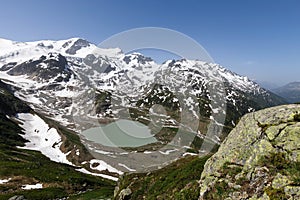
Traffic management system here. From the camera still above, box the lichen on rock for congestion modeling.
[199,104,300,200]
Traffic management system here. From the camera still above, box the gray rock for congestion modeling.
[199,104,300,199]
[8,196,26,200]
[65,39,90,55]
[118,187,132,200]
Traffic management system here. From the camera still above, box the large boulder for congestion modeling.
[199,104,300,200]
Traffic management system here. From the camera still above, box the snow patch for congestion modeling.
[183,152,198,156]
[22,183,43,190]
[118,163,136,172]
[94,149,114,155]
[159,149,178,155]
[76,168,118,181]
[0,178,11,184]
[90,159,123,175]
[17,113,73,165]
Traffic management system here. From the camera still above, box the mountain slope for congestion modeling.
[115,104,300,200]
[199,104,300,199]
[0,80,115,199]
[0,38,286,172]
[272,81,300,103]
[114,155,211,200]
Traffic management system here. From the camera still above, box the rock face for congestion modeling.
[199,104,300,199]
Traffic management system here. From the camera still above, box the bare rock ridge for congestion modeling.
[199,104,300,199]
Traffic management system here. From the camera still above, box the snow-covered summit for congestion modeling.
[0,37,123,64]
[0,37,286,173]
[0,38,285,127]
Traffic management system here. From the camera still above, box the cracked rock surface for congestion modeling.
[199,104,300,200]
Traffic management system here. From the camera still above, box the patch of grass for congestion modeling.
[204,162,242,199]
[68,187,114,200]
[0,82,115,199]
[0,146,115,199]
[264,187,287,200]
[222,162,243,177]
[0,111,114,199]
[115,155,211,200]
[259,152,300,187]
[94,90,112,115]
[0,115,27,147]
[215,181,231,197]
[0,187,68,200]
[0,80,31,116]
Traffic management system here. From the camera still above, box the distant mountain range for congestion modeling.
[0,37,290,200]
[271,82,300,103]
[256,80,300,103]
[256,80,280,90]
[0,37,289,198]
[0,37,287,173]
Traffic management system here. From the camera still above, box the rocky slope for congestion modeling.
[0,38,286,172]
[199,104,300,200]
[0,80,116,199]
[115,104,300,200]
[114,155,211,200]
[0,37,295,199]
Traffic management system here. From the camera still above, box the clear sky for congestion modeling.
[1,0,300,86]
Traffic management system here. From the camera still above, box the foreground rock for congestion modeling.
[199,104,300,199]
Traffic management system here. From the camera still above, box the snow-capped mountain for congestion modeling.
[0,78,121,181]
[0,38,286,172]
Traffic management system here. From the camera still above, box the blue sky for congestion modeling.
[1,0,300,86]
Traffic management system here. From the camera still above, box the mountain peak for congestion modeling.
[0,37,287,175]
[64,38,91,55]
[123,52,153,64]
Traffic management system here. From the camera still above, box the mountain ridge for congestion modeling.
[0,37,286,173]
[272,81,300,103]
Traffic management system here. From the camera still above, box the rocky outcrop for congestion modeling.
[199,104,300,199]
[65,39,90,55]
[8,196,26,200]
[117,187,132,200]
[7,53,72,82]
[0,80,31,115]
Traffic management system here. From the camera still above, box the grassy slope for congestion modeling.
[0,80,115,199]
[115,155,211,200]
[0,144,115,200]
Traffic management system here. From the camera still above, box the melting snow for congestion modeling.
[90,159,123,175]
[0,178,11,184]
[94,149,114,155]
[183,152,198,156]
[17,113,73,165]
[21,183,43,190]
[76,168,118,181]
[159,149,178,155]
[118,163,136,172]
